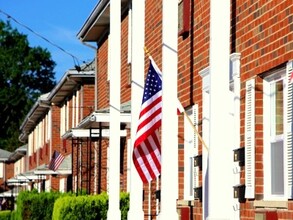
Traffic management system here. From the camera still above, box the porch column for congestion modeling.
[207,0,231,219]
[128,1,145,219]
[159,0,178,219]
[107,0,121,219]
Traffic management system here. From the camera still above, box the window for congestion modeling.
[178,0,190,36]
[263,67,291,200]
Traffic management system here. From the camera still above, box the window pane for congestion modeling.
[270,81,283,136]
[271,140,284,195]
[189,157,193,196]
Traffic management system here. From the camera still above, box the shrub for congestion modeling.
[52,192,108,220]
[0,210,11,220]
[52,192,129,220]
[120,192,129,220]
[15,190,73,220]
[14,190,129,220]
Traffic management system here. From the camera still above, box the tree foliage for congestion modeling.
[0,20,56,151]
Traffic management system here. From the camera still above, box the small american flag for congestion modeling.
[133,57,163,183]
[49,150,65,171]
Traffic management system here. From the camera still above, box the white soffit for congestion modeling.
[62,128,127,139]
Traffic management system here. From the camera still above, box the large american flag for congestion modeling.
[49,150,65,171]
[133,57,163,183]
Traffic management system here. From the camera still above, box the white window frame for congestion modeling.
[263,67,288,201]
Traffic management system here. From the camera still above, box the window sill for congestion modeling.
[254,200,288,209]
[177,199,194,207]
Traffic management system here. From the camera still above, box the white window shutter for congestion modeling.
[286,61,293,199]
[183,104,199,200]
[193,104,199,190]
[193,104,199,153]
[245,78,255,199]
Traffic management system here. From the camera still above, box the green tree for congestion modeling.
[0,20,56,151]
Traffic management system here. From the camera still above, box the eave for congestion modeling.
[77,0,129,43]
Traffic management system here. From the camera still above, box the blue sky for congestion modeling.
[0,1,98,82]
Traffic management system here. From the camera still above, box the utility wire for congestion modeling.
[0,9,86,68]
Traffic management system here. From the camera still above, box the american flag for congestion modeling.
[133,57,163,183]
[49,150,65,171]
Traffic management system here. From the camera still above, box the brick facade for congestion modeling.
[5,0,293,219]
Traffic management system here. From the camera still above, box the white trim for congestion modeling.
[263,67,287,200]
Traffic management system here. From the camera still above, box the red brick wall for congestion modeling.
[121,14,131,103]
[144,0,293,219]
[236,0,293,81]
[97,39,110,109]
[0,163,14,192]
[82,84,95,117]
[5,163,14,181]
[50,105,61,191]
[237,1,293,219]
[96,15,131,108]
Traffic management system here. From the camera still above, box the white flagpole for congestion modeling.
[128,0,145,219]
[159,0,178,219]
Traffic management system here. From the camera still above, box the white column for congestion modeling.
[231,53,241,150]
[159,0,178,219]
[199,67,210,220]
[231,53,241,220]
[107,0,121,219]
[207,0,231,219]
[128,1,145,220]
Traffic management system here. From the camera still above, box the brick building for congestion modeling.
[77,0,293,219]
[2,0,293,219]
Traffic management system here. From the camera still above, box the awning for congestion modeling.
[0,149,12,162]
[34,154,72,175]
[5,178,30,186]
[62,128,127,140]
[6,170,45,186]
[62,101,131,139]
[7,144,27,162]
[77,101,131,129]
[0,189,18,197]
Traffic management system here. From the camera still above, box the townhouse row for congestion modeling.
[1,0,293,219]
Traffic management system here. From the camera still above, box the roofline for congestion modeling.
[19,67,95,142]
[77,0,110,42]
[47,69,95,103]
[19,94,50,132]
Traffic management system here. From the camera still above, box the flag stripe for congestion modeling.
[139,92,162,118]
[49,150,65,172]
[134,116,161,148]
